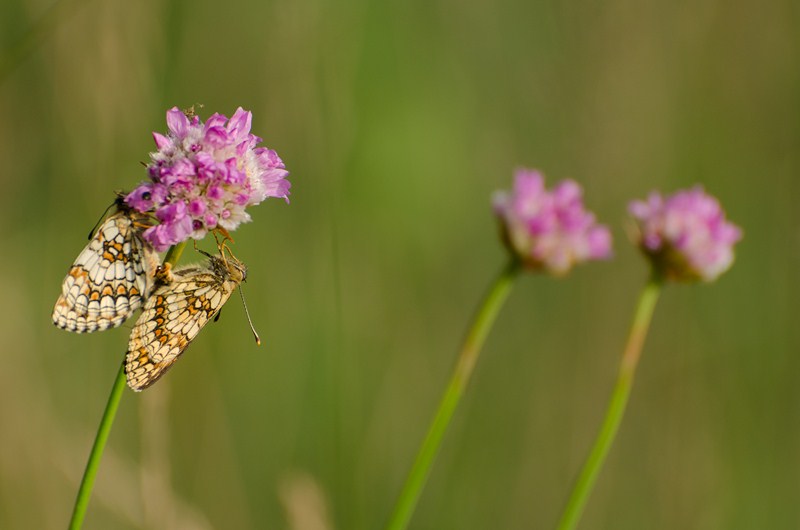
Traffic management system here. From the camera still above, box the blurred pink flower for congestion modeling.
[493,169,612,275]
[629,187,742,282]
[126,107,290,251]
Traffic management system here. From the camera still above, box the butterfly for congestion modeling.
[53,196,159,333]
[125,251,254,391]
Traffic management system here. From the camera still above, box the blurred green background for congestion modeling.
[0,0,797,528]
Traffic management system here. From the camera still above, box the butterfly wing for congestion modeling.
[125,262,239,391]
[53,208,158,332]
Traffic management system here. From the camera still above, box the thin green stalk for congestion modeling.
[385,259,522,530]
[556,271,663,530]
[162,242,186,266]
[68,363,126,530]
[68,241,186,530]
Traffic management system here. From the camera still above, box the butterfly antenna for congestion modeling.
[87,198,119,240]
[238,286,261,345]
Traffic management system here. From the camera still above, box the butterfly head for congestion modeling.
[225,256,247,283]
[202,251,247,283]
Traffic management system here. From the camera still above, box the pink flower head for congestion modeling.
[125,182,167,212]
[493,168,612,275]
[125,106,291,251]
[628,187,742,282]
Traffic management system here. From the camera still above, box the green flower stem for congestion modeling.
[68,241,187,530]
[385,259,522,530]
[556,271,663,530]
[68,363,126,530]
[162,242,186,267]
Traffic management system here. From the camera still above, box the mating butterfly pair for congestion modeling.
[52,198,250,391]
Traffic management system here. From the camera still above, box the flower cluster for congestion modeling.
[126,107,290,251]
[493,169,612,275]
[629,187,742,282]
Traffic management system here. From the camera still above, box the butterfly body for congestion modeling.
[53,201,158,333]
[125,254,247,391]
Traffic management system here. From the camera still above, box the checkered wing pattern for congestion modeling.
[125,255,246,391]
[53,205,158,332]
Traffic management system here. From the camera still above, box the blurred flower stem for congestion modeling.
[556,271,663,530]
[385,259,521,530]
[68,241,186,530]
